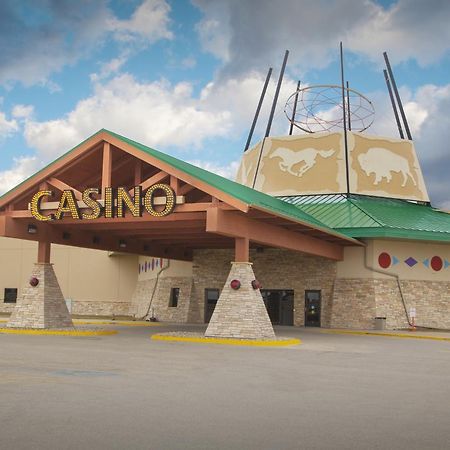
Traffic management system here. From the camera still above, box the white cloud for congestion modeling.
[193,0,450,77]
[12,104,34,119]
[0,156,39,195]
[23,70,300,161]
[23,74,233,159]
[188,159,239,180]
[109,0,173,43]
[0,111,18,137]
[0,0,173,87]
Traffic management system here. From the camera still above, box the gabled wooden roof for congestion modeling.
[0,130,360,261]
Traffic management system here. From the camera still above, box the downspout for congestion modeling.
[139,259,170,320]
[363,243,436,330]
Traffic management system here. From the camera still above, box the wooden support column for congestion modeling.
[101,141,112,195]
[235,237,249,262]
[38,241,51,263]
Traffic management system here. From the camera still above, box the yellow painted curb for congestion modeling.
[0,328,118,336]
[73,320,161,326]
[323,330,450,342]
[151,334,301,347]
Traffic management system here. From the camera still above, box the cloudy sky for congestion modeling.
[0,0,449,208]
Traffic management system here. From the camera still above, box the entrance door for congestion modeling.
[261,290,294,325]
[204,289,220,323]
[305,290,321,327]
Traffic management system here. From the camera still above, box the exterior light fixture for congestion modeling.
[251,280,262,290]
[119,240,127,249]
[29,277,39,287]
[230,279,241,290]
[27,224,37,234]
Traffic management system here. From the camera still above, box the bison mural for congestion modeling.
[358,148,417,187]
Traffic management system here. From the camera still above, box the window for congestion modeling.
[4,288,18,303]
[169,288,180,307]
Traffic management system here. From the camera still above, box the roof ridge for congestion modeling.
[348,196,386,227]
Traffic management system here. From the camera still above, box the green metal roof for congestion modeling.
[279,194,450,242]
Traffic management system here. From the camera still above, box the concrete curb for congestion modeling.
[322,330,450,342]
[151,334,301,347]
[0,328,118,336]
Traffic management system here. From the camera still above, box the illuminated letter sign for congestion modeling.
[144,184,175,217]
[55,190,80,220]
[30,190,54,221]
[81,188,102,220]
[30,183,176,221]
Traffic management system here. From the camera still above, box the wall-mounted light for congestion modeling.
[119,239,127,249]
[27,224,37,234]
[251,280,262,290]
[29,277,39,287]
[230,279,241,290]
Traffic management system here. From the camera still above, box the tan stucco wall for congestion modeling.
[337,239,450,281]
[0,237,138,314]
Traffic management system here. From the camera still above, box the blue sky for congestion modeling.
[0,0,449,208]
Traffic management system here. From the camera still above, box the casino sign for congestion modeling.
[30,183,175,221]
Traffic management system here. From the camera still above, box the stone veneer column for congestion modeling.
[7,263,73,329]
[205,262,275,339]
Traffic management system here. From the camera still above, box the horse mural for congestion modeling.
[269,147,335,178]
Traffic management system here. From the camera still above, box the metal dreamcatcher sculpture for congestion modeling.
[284,84,375,133]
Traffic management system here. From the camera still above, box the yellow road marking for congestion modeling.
[323,330,450,342]
[151,334,301,347]
[0,328,118,336]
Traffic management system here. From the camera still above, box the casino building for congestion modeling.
[0,126,449,332]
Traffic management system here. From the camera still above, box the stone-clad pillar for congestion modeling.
[7,241,73,329]
[205,262,275,339]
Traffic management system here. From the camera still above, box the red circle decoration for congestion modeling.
[230,279,241,290]
[430,256,443,272]
[29,277,39,287]
[378,252,391,269]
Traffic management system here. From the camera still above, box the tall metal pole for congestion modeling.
[383,51,412,140]
[340,42,350,196]
[252,50,289,189]
[383,69,404,139]
[244,67,273,152]
[346,81,351,131]
[289,80,301,135]
[265,50,289,137]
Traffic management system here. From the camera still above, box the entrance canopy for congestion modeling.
[0,130,360,262]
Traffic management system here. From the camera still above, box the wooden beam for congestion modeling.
[179,184,195,195]
[131,170,169,194]
[102,141,112,195]
[38,241,51,263]
[0,216,193,262]
[206,207,344,261]
[170,176,179,195]
[134,160,142,185]
[47,178,82,200]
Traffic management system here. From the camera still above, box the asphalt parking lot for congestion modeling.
[1,324,449,450]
